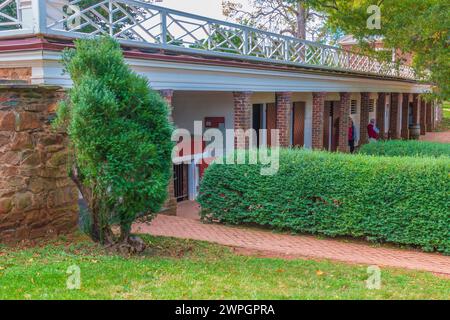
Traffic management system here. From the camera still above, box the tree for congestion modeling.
[54,37,173,253]
[316,0,450,100]
[222,0,331,41]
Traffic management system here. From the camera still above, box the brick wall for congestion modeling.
[275,92,292,147]
[0,85,78,243]
[233,91,253,149]
[338,92,350,153]
[312,92,326,150]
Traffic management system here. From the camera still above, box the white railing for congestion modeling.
[0,0,21,29]
[0,0,417,80]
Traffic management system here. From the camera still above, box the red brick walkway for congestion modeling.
[133,202,450,276]
[420,131,450,143]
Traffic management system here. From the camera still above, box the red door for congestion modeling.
[266,103,276,147]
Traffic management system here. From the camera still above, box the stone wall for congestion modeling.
[0,85,78,243]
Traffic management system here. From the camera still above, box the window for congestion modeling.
[351,100,358,114]
[369,99,375,112]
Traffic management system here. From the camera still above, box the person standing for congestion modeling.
[367,119,379,143]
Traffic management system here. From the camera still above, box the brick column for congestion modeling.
[275,92,292,147]
[0,85,78,243]
[338,92,351,153]
[360,92,370,145]
[412,94,420,125]
[389,93,400,139]
[233,91,253,149]
[376,92,386,140]
[159,89,177,216]
[401,93,410,139]
[420,98,426,135]
[312,92,326,150]
[426,101,433,132]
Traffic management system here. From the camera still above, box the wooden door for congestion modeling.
[292,101,305,147]
[266,103,276,147]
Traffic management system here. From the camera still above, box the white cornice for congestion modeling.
[0,49,430,93]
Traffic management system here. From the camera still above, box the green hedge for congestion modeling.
[358,140,450,158]
[198,149,450,254]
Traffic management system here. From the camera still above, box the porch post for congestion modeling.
[275,92,292,147]
[376,92,386,140]
[233,91,253,149]
[389,93,400,139]
[412,93,420,126]
[159,89,177,216]
[338,92,351,153]
[359,92,370,145]
[401,93,410,139]
[312,92,326,150]
[420,97,426,135]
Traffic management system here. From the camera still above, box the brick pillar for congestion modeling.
[420,98,426,135]
[376,93,386,140]
[338,92,351,153]
[233,91,253,149]
[426,101,433,132]
[389,93,400,139]
[159,89,177,216]
[401,93,410,139]
[412,94,420,125]
[275,92,292,147]
[312,92,326,150]
[0,85,78,243]
[360,92,370,145]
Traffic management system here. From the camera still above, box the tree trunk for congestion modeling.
[296,1,307,39]
[70,164,146,254]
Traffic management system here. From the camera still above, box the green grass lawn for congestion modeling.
[0,234,448,300]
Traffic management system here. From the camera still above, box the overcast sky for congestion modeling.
[156,0,249,21]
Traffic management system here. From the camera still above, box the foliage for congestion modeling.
[359,140,450,158]
[314,0,450,100]
[223,0,329,41]
[198,149,450,254]
[436,102,450,132]
[1,235,449,299]
[54,37,173,249]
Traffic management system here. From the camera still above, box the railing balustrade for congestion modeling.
[0,0,416,80]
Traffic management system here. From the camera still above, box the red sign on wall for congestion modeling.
[204,117,225,128]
